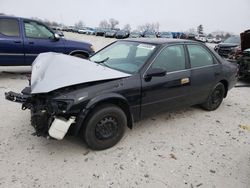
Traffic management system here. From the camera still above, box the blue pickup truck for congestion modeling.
[0,16,95,66]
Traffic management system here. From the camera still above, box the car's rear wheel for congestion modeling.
[201,82,225,111]
[83,104,127,150]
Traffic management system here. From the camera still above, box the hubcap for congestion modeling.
[211,87,223,105]
[95,116,118,140]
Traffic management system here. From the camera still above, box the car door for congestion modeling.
[141,44,192,118]
[0,18,24,65]
[186,44,221,104]
[22,20,65,64]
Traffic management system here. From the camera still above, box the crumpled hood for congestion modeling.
[31,52,131,94]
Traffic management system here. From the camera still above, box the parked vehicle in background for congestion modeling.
[214,35,240,58]
[186,33,196,40]
[5,38,238,150]
[67,26,75,32]
[51,26,64,37]
[213,37,222,43]
[0,16,95,66]
[195,34,207,42]
[53,30,64,37]
[78,28,86,34]
[85,28,95,35]
[171,32,185,39]
[207,37,214,43]
[238,49,250,79]
[185,33,204,42]
[129,31,141,38]
[159,32,173,38]
[143,31,157,38]
[78,27,95,35]
[236,30,250,79]
[95,28,107,36]
[104,30,117,38]
[115,30,130,39]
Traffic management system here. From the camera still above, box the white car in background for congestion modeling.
[195,34,207,42]
[213,37,222,43]
[206,37,214,43]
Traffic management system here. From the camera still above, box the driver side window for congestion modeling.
[24,21,54,39]
[152,45,186,72]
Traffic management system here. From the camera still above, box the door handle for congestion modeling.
[181,78,190,85]
[29,41,34,45]
[14,40,21,44]
[214,72,220,76]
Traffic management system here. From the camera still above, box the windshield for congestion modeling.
[89,41,156,74]
[224,36,240,44]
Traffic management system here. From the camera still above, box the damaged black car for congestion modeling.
[238,30,250,79]
[5,38,238,150]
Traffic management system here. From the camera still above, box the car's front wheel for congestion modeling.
[83,104,127,150]
[201,82,225,111]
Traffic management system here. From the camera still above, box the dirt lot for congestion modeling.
[0,33,250,188]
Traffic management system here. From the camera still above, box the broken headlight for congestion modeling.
[52,99,74,113]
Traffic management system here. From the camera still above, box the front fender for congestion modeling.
[85,93,129,109]
[73,93,134,136]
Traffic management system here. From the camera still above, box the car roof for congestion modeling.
[123,38,198,45]
[0,15,43,23]
[0,15,22,20]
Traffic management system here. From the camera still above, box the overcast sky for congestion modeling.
[1,0,250,34]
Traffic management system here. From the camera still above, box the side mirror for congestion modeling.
[145,68,166,80]
[54,33,60,41]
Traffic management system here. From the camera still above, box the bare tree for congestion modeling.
[109,18,119,29]
[123,24,131,31]
[74,21,85,29]
[99,20,110,29]
[137,22,160,32]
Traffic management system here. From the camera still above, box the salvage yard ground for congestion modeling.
[0,33,249,188]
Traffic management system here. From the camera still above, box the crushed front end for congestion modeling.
[5,87,76,139]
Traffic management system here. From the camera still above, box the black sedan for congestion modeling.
[115,30,130,39]
[5,39,238,150]
[214,35,241,58]
[104,30,117,38]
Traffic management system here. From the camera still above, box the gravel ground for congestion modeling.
[0,33,249,188]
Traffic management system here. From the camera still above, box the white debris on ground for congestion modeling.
[0,33,249,188]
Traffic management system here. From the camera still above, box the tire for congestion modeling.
[73,53,87,59]
[201,82,225,111]
[83,104,127,150]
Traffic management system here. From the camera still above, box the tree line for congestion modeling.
[0,12,233,38]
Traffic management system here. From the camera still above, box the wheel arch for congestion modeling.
[74,93,134,136]
[69,50,90,58]
[219,79,228,97]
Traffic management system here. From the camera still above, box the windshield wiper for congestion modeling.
[94,57,109,64]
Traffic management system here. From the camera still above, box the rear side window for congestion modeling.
[152,45,186,72]
[0,18,20,37]
[187,45,214,68]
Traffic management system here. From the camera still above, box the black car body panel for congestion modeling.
[215,36,241,58]
[238,49,250,78]
[236,30,250,78]
[5,39,238,142]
